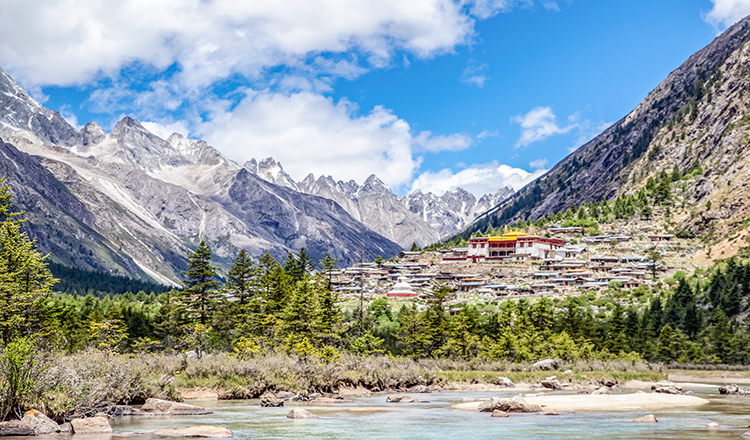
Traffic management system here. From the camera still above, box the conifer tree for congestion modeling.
[181,240,220,325]
[0,180,57,344]
[225,249,257,305]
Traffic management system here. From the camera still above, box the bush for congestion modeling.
[0,337,47,420]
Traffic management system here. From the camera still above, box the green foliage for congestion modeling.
[0,337,46,420]
[180,240,221,326]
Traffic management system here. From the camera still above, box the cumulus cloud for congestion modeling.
[196,90,472,188]
[0,0,496,89]
[511,106,576,148]
[570,119,613,152]
[705,0,750,28]
[410,161,546,197]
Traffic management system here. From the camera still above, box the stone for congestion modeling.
[386,395,429,403]
[706,422,720,429]
[541,408,559,415]
[307,393,323,400]
[260,397,284,407]
[309,397,353,404]
[591,387,611,395]
[540,378,562,390]
[70,417,113,434]
[632,414,658,423]
[276,391,297,400]
[654,386,681,395]
[532,359,559,370]
[491,410,509,418]
[287,408,318,419]
[651,381,681,391]
[0,420,34,436]
[478,396,542,413]
[139,426,233,438]
[141,398,212,415]
[58,422,72,433]
[601,378,617,388]
[497,376,515,388]
[21,410,60,435]
[719,384,749,395]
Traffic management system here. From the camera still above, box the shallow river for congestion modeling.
[38,384,750,439]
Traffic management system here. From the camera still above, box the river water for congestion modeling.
[19,384,750,440]
[97,384,750,440]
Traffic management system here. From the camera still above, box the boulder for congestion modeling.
[141,398,212,415]
[651,381,681,391]
[386,395,429,403]
[532,359,559,370]
[541,408,559,416]
[719,384,750,395]
[601,378,617,388]
[478,396,542,413]
[139,426,233,438]
[276,391,297,401]
[58,422,72,433]
[632,414,658,423]
[309,397,353,404]
[21,410,59,434]
[591,387,611,395]
[491,410,509,418]
[0,420,34,436]
[540,377,562,391]
[497,377,515,388]
[706,422,720,429]
[260,397,284,407]
[654,386,681,395]
[70,417,113,434]
[287,408,318,419]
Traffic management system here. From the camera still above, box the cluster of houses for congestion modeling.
[330,230,680,301]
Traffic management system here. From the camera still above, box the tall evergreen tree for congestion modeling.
[181,240,221,325]
[0,180,58,344]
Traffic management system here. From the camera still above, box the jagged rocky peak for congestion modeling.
[300,173,316,190]
[0,66,80,148]
[79,122,107,148]
[166,133,211,166]
[359,174,391,196]
[249,157,299,191]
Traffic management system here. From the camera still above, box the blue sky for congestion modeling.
[0,0,747,197]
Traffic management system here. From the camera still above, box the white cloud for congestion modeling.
[529,158,548,169]
[705,0,750,28]
[511,106,576,148]
[0,0,504,90]
[541,1,560,12]
[59,104,81,129]
[461,59,489,87]
[196,90,468,188]
[413,131,473,153]
[410,161,546,197]
[477,129,499,139]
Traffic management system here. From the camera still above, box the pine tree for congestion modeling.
[180,240,221,325]
[0,180,58,344]
[225,249,257,305]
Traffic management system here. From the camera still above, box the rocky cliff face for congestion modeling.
[462,16,750,247]
[0,68,404,283]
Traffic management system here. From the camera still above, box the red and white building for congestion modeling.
[466,232,564,262]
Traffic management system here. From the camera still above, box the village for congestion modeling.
[330,225,704,304]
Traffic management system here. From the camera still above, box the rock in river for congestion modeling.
[478,396,542,413]
[632,414,658,423]
[21,409,59,434]
[386,395,429,403]
[0,420,34,436]
[287,408,318,419]
[70,416,113,434]
[141,398,212,415]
